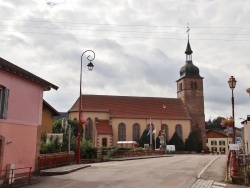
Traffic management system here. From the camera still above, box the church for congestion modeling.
[68,39,206,149]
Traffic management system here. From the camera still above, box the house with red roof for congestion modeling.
[0,57,58,177]
[68,39,206,148]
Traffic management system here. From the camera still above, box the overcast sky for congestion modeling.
[1,0,250,127]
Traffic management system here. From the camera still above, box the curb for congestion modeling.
[40,164,91,176]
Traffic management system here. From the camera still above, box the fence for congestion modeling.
[113,150,164,158]
[38,152,76,170]
[227,151,250,185]
[0,166,32,188]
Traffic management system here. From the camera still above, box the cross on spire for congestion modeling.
[186,23,190,40]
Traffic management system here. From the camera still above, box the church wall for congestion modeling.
[96,134,113,147]
[111,118,191,146]
[69,113,191,147]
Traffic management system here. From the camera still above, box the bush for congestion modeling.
[40,137,62,154]
[80,139,97,159]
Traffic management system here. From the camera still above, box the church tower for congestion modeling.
[176,37,206,148]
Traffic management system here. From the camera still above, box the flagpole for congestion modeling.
[150,117,152,151]
[154,128,156,150]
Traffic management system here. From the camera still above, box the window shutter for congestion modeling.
[2,88,9,119]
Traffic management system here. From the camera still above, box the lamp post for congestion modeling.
[228,75,238,176]
[77,50,95,164]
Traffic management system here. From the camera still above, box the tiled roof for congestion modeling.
[96,120,113,134]
[0,57,58,91]
[69,94,191,120]
[206,129,228,137]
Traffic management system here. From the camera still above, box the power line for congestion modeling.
[1,24,250,36]
[1,17,250,30]
[1,30,250,41]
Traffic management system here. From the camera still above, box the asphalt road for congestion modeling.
[29,155,218,188]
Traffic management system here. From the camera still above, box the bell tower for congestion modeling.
[176,36,206,148]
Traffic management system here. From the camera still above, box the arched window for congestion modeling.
[190,81,194,89]
[161,124,169,141]
[179,83,182,91]
[118,123,126,141]
[133,123,140,143]
[175,124,182,139]
[194,81,198,89]
[85,118,93,141]
[102,138,107,147]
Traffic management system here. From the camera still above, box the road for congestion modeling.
[30,155,218,188]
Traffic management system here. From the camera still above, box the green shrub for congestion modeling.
[80,139,97,159]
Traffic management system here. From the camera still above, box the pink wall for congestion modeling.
[0,70,44,173]
[1,71,43,125]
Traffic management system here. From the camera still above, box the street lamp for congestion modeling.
[77,50,95,164]
[228,76,237,143]
[228,75,238,176]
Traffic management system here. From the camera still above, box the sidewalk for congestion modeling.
[192,155,249,188]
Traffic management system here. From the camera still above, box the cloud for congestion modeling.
[0,0,250,127]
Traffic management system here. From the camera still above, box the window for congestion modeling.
[133,123,140,143]
[220,147,225,152]
[219,141,225,145]
[191,81,197,90]
[179,83,182,91]
[175,124,182,139]
[85,118,93,141]
[194,81,198,89]
[161,124,169,141]
[0,86,9,119]
[212,147,217,152]
[211,140,217,145]
[118,123,126,141]
[102,138,107,147]
[190,81,194,89]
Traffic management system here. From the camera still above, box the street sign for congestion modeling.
[229,144,240,150]
[236,137,241,144]
[166,145,175,151]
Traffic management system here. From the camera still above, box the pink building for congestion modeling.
[0,57,58,176]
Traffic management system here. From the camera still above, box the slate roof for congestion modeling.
[0,57,58,91]
[96,120,113,134]
[69,94,191,120]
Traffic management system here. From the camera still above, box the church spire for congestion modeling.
[185,23,193,61]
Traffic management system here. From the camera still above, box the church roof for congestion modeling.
[96,120,113,134]
[179,39,202,79]
[69,94,191,120]
[185,40,193,55]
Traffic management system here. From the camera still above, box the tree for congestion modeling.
[185,124,203,152]
[205,116,225,130]
[52,118,81,153]
[53,118,80,138]
[168,132,185,151]
[139,129,156,149]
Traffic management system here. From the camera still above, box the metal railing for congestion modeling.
[0,166,32,188]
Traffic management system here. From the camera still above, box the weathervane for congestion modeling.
[186,23,190,40]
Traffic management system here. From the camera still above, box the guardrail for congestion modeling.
[0,166,32,188]
[38,152,76,170]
